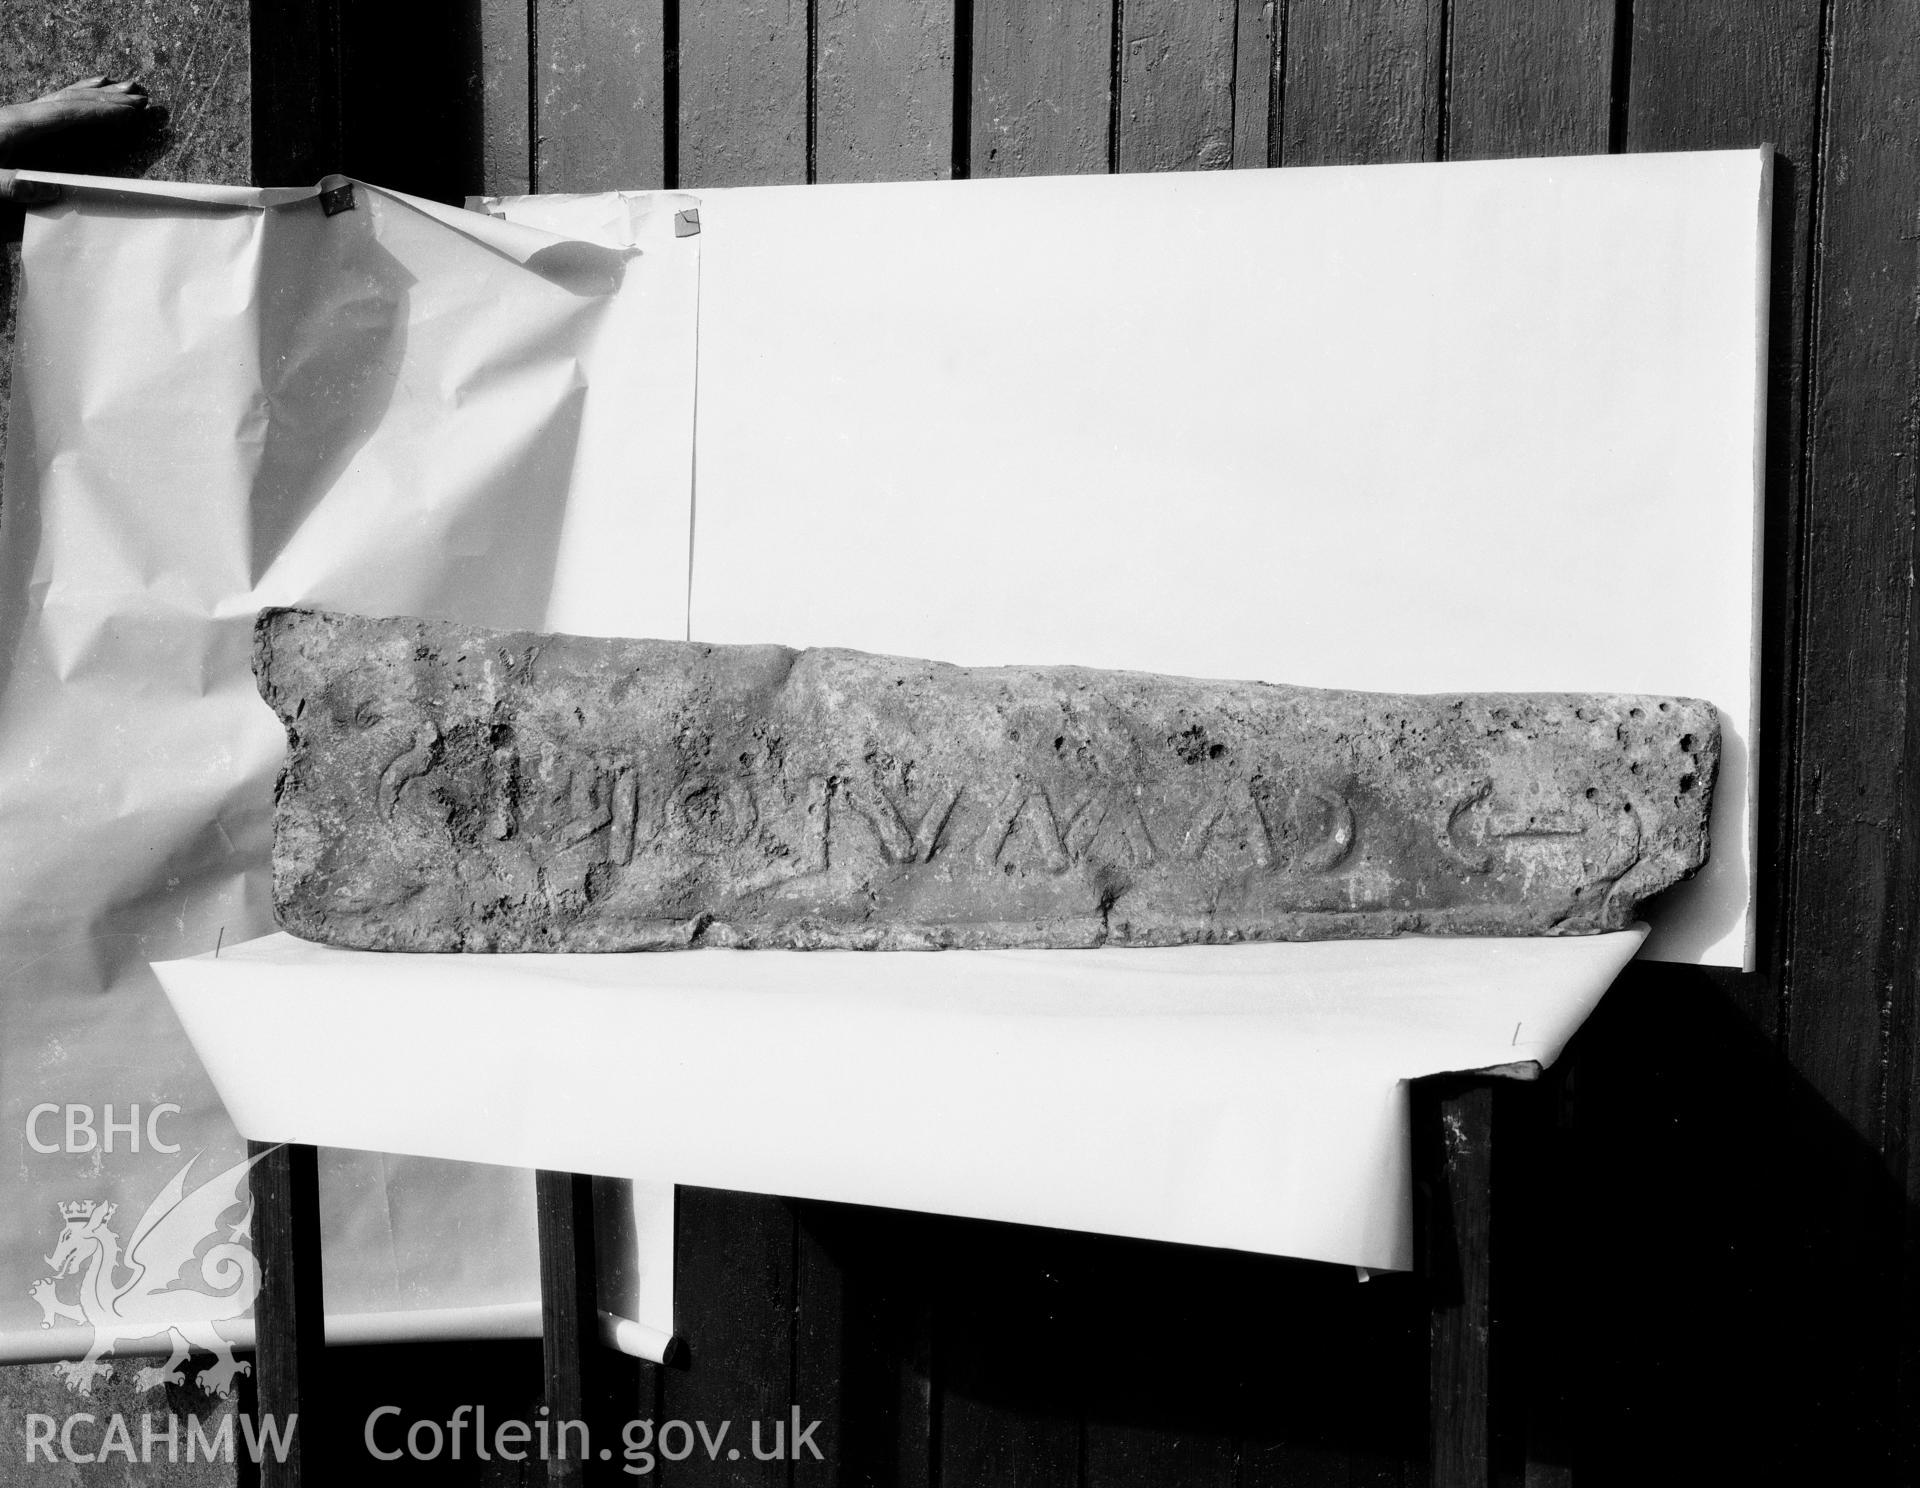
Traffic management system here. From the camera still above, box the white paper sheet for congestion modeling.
[0,173,696,1356]
[494,152,1768,969]
[157,928,1642,1272]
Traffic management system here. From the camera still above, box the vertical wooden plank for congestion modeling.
[969,0,1112,178]
[1560,971,1838,1481]
[1444,0,1614,160]
[679,0,809,187]
[251,0,344,184]
[1502,1061,1574,1488]
[1231,0,1278,168]
[1788,0,1920,1153]
[1085,1426,1238,1487]
[538,1170,599,1487]
[1075,1234,1238,1488]
[1798,0,1920,1469]
[1350,1270,1426,1487]
[814,0,954,183]
[1428,16,1613,1479]
[1114,0,1237,172]
[934,1222,1082,1488]
[793,1202,933,1488]
[338,0,490,202]
[480,0,533,195]
[1597,1,1831,1474]
[248,1140,324,1486]
[1627,3,1823,155]
[1234,1261,1422,1487]
[1624,12,1909,1466]
[535,0,668,191]
[792,1208,857,1488]
[938,1384,1080,1488]
[658,1186,795,1486]
[1421,1081,1497,1488]
[1625,1,1822,1009]
[1276,0,1445,166]
[1079,1244,1243,1488]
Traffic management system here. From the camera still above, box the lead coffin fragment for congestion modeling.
[254,607,1717,952]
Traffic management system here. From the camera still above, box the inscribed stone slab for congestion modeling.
[256,608,1716,952]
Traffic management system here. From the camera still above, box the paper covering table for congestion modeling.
[156,926,1643,1274]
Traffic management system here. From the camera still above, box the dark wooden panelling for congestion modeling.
[1509,1067,1578,1488]
[791,1210,849,1488]
[1114,0,1237,172]
[1083,1424,1237,1488]
[1616,7,1901,1474]
[1626,0,1824,1016]
[1627,2,1823,156]
[253,3,1920,1478]
[934,1224,1082,1488]
[337,0,491,203]
[1444,0,1614,160]
[1231,0,1278,168]
[534,0,668,192]
[1078,1301,1241,1488]
[1800,0,1920,1471]
[1276,0,1445,166]
[679,0,809,187]
[814,0,954,183]
[657,1187,795,1487]
[1790,0,1920,1153]
[969,0,1112,177]
[1604,13,1836,1467]
[1555,968,1854,1481]
[792,1203,933,1488]
[253,0,343,184]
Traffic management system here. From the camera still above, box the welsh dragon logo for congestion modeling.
[31,1151,263,1397]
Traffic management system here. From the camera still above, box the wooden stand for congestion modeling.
[245,1140,325,1486]
[247,1074,1547,1486]
[536,1170,603,1487]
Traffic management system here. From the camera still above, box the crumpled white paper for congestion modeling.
[0,173,697,1355]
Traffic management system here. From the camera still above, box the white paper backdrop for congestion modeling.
[1,148,1766,1356]
[496,151,1768,968]
[0,174,697,1357]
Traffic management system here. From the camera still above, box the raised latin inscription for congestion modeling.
[254,608,1718,952]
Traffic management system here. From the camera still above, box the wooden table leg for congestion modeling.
[248,1139,324,1486]
[538,1170,600,1487]
[1420,1078,1500,1488]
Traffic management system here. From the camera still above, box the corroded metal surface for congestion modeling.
[255,607,1717,951]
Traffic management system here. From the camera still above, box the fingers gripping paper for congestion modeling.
[0,177,696,1357]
